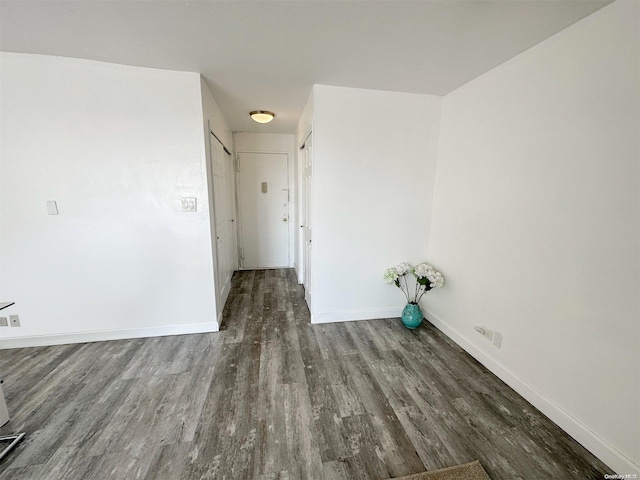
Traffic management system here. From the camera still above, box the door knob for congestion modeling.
[283,218,288,222]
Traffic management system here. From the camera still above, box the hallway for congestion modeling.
[0,269,609,479]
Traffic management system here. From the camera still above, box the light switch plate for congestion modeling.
[0,317,7,327]
[181,197,197,212]
[47,200,59,215]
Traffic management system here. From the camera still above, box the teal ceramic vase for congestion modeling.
[401,303,423,329]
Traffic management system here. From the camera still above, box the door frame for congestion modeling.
[297,130,313,307]
[206,129,222,323]
[297,145,305,285]
[235,150,293,270]
[208,130,237,315]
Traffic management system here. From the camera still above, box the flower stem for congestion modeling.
[404,275,412,303]
[417,287,429,303]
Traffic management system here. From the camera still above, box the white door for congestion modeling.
[297,146,306,284]
[210,133,235,308]
[237,152,289,269]
[226,152,239,271]
[302,135,313,307]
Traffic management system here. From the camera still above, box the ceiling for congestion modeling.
[0,1,612,134]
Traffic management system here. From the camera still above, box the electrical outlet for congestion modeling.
[0,317,7,327]
[46,200,59,215]
[493,331,503,349]
[181,197,197,212]
[474,325,493,341]
[9,315,20,327]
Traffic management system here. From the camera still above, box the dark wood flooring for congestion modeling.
[0,269,610,479]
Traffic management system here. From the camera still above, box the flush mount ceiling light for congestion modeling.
[250,110,275,124]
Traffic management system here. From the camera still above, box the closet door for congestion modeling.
[225,151,239,271]
[210,133,233,308]
[302,135,313,308]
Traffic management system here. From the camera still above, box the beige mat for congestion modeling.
[390,460,491,480]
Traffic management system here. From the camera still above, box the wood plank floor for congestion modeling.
[0,269,610,479]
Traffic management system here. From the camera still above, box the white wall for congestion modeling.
[0,53,219,348]
[201,77,232,151]
[426,1,639,474]
[312,85,442,323]
[296,90,314,146]
[233,132,296,269]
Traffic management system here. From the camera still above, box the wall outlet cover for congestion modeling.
[181,197,197,212]
[493,331,503,348]
[46,200,59,215]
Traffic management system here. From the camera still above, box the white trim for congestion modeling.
[239,266,290,271]
[311,307,400,324]
[220,280,231,309]
[0,322,219,350]
[422,307,640,476]
[235,150,290,155]
[296,147,305,286]
[293,264,303,284]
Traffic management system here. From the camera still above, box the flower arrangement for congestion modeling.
[384,262,444,304]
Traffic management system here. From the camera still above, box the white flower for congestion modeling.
[427,271,444,288]
[384,262,444,304]
[383,268,399,284]
[394,262,412,276]
[413,263,433,278]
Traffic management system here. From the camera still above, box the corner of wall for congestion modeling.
[425,1,640,473]
[422,306,640,475]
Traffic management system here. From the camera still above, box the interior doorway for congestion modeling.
[237,152,290,269]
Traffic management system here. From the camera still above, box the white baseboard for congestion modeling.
[311,307,400,324]
[293,265,303,284]
[239,266,290,270]
[422,307,639,476]
[0,321,220,349]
